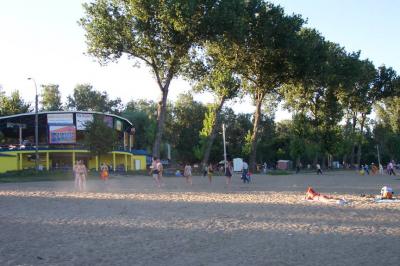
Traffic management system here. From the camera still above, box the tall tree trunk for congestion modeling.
[350,112,357,167]
[202,96,226,167]
[249,93,265,172]
[152,88,169,158]
[356,113,366,166]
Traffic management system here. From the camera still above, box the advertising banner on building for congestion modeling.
[76,113,94,130]
[115,120,122,131]
[49,125,76,144]
[103,115,113,128]
[47,113,73,125]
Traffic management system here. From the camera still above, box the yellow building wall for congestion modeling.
[0,150,147,173]
[0,156,18,173]
[131,155,146,170]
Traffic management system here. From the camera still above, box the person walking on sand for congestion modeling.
[316,163,323,175]
[388,161,396,176]
[241,160,249,183]
[225,160,233,188]
[184,162,193,185]
[207,163,213,184]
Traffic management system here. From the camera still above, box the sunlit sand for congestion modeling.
[1,171,399,265]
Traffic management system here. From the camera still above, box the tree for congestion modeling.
[165,93,206,163]
[84,116,118,165]
[80,0,243,157]
[122,99,158,151]
[233,2,304,171]
[0,90,32,116]
[40,84,63,111]
[187,42,242,167]
[281,33,347,167]
[67,84,122,114]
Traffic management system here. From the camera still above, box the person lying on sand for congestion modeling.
[305,187,346,204]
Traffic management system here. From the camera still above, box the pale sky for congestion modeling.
[0,0,399,120]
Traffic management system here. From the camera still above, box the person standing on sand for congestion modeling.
[150,157,161,187]
[207,163,213,184]
[184,162,193,185]
[100,162,109,182]
[74,160,87,192]
[364,164,370,175]
[156,159,164,186]
[225,160,233,188]
[316,163,323,175]
[203,164,207,178]
[371,163,378,175]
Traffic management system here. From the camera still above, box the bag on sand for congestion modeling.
[381,186,393,199]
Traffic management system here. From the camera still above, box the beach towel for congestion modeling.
[374,199,400,203]
[305,198,348,205]
[374,197,400,203]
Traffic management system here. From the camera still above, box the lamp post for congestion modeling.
[27,77,39,171]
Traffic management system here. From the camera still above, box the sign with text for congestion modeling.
[76,113,94,130]
[47,113,73,125]
[49,125,76,144]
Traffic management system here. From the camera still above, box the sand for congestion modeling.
[1,170,399,266]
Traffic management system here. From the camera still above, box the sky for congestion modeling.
[0,0,399,120]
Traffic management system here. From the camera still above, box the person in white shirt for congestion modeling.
[241,161,249,183]
[316,163,322,175]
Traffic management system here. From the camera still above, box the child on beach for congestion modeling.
[184,163,192,185]
[100,162,109,181]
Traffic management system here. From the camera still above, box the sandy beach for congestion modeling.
[1,170,400,266]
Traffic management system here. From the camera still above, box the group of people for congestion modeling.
[73,160,110,192]
[359,161,396,176]
[199,161,236,187]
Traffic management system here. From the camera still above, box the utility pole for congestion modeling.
[222,123,227,172]
[28,77,39,171]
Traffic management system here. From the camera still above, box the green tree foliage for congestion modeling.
[67,84,122,114]
[232,1,304,171]
[281,32,348,167]
[84,116,118,163]
[122,99,158,151]
[187,42,242,166]
[40,84,63,111]
[219,108,253,162]
[165,93,206,163]
[0,90,32,116]
[80,0,241,157]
